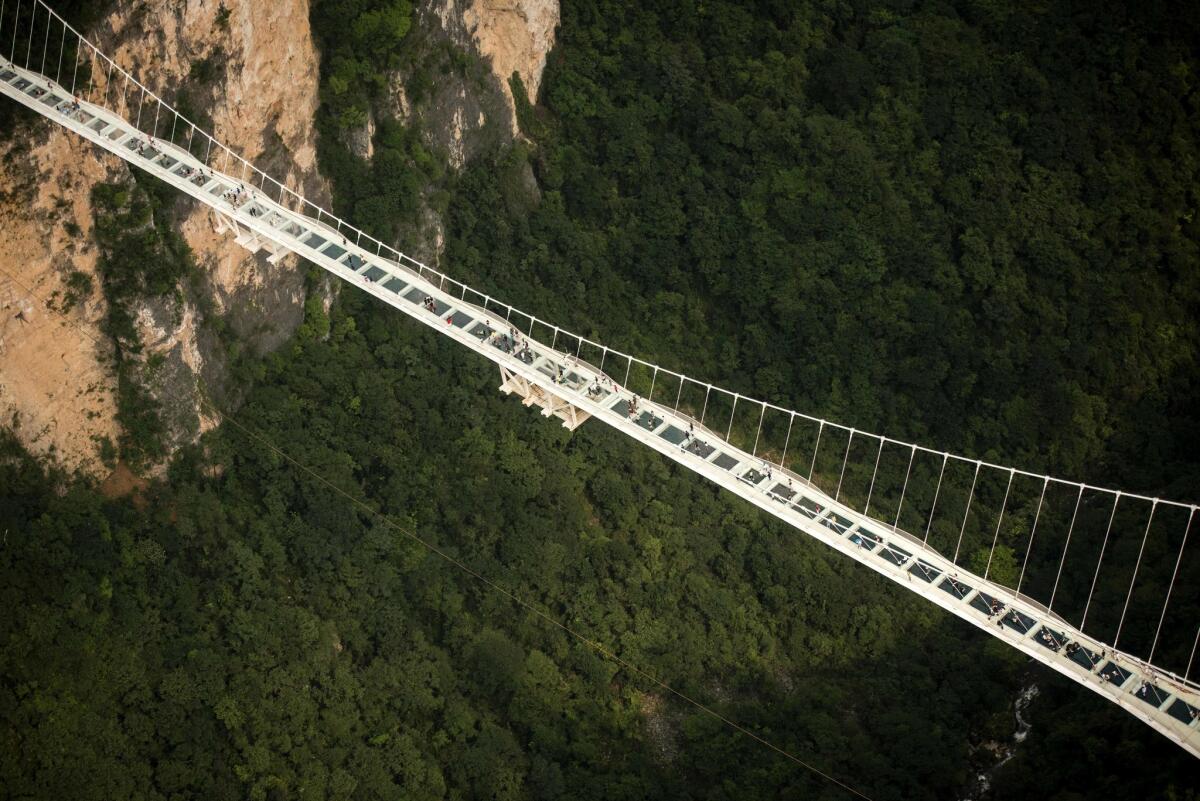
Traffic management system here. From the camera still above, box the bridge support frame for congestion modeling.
[214,210,287,263]
[499,365,590,430]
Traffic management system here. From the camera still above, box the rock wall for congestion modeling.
[380,0,559,264]
[0,0,327,477]
[464,0,559,129]
[0,130,124,474]
[1,0,558,477]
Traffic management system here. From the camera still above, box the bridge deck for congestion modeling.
[3,55,1198,757]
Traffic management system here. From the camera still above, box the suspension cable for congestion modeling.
[984,469,1015,581]
[835,429,855,502]
[751,402,766,457]
[1081,492,1121,632]
[1148,507,1195,665]
[863,435,883,517]
[808,420,824,483]
[0,259,877,801]
[1015,477,1049,597]
[1048,484,1085,613]
[923,453,949,549]
[893,445,915,534]
[1187,626,1200,684]
[779,412,795,470]
[1114,501,1158,650]
[952,460,982,564]
[726,394,739,442]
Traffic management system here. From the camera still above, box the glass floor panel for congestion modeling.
[1133,682,1170,708]
[740,468,768,486]
[1000,609,1035,634]
[713,452,739,470]
[848,531,878,551]
[769,483,796,502]
[939,577,973,601]
[1098,662,1131,686]
[970,592,999,615]
[877,541,911,566]
[793,496,825,519]
[909,560,941,583]
[821,513,852,535]
[658,425,687,445]
[1065,643,1102,671]
[1034,627,1067,652]
[635,411,663,431]
[1167,699,1199,725]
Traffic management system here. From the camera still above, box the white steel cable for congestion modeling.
[923,453,949,548]
[835,429,855,502]
[984,468,1015,581]
[779,412,794,470]
[1081,492,1121,632]
[1114,501,1158,650]
[808,420,824,483]
[1048,484,1085,613]
[1016,477,1050,597]
[19,0,1200,525]
[952,460,982,564]
[1149,507,1195,665]
[863,435,884,517]
[893,445,915,534]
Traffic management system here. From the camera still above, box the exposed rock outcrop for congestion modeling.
[464,0,559,128]
[0,129,123,474]
[2,0,558,478]
[0,0,327,477]
[380,0,558,264]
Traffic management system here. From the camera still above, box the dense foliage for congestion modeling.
[3,290,1193,801]
[90,177,197,469]
[446,0,1200,500]
[2,0,1200,798]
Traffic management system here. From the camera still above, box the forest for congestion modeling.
[3,0,1200,799]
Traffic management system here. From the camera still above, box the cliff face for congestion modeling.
[464,0,559,127]
[0,0,326,477]
[1,0,557,477]
[0,130,124,472]
[377,0,559,265]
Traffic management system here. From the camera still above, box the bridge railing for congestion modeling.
[3,0,1198,687]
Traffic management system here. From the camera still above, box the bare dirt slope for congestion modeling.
[0,0,327,478]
